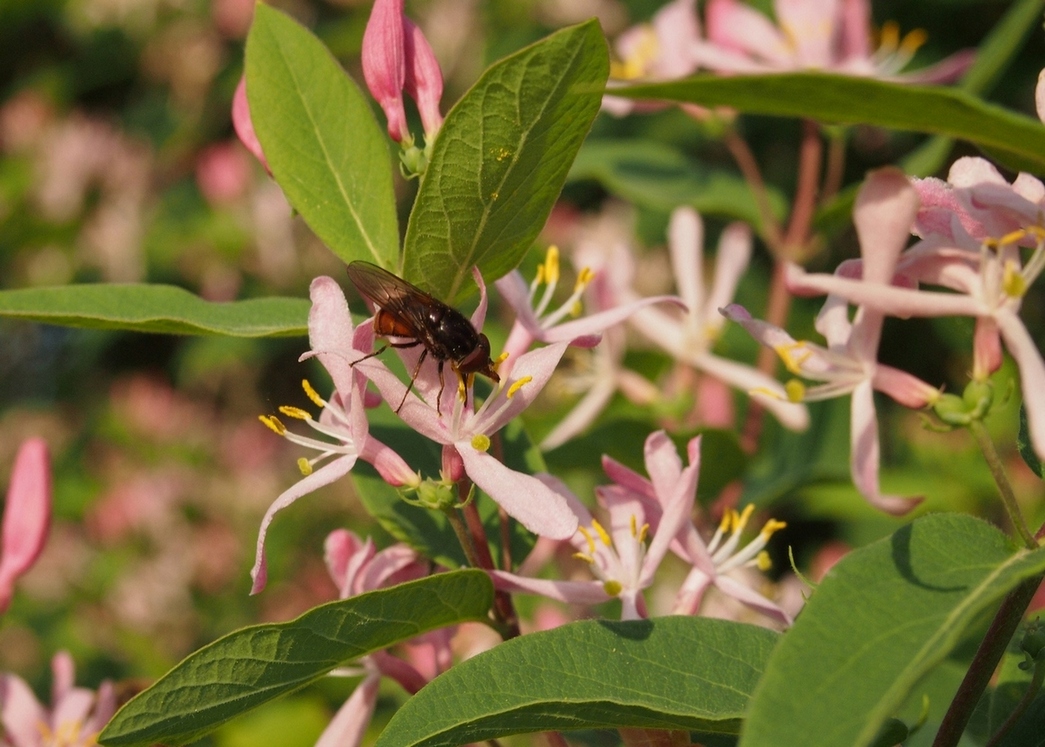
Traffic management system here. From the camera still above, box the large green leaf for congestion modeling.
[246,4,398,267]
[740,514,1045,747]
[374,617,779,747]
[0,285,308,336]
[402,20,608,302]
[616,73,1045,175]
[568,139,787,233]
[99,571,493,747]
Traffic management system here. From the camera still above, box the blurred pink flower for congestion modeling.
[0,651,115,747]
[728,168,940,513]
[630,206,809,431]
[195,141,252,206]
[694,0,973,82]
[0,439,51,614]
[252,277,417,594]
[362,0,444,142]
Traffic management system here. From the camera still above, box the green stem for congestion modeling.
[969,420,1037,549]
[442,505,483,569]
[985,651,1045,747]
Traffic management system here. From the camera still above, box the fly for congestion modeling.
[345,261,500,415]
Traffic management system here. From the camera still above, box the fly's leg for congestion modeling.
[435,360,446,416]
[396,347,428,413]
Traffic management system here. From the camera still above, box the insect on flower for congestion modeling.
[346,261,500,414]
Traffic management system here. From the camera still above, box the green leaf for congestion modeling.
[374,617,779,747]
[616,73,1045,175]
[99,571,493,747]
[0,285,308,337]
[402,20,609,302]
[246,4,398,267]
[740,514,1045,747]
[568,139,786,233]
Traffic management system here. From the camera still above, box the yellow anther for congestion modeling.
[258,415,286,435]
[629,514,638,537]
[279,406,312,420]
[297,457,313,476]
[507,376,532,399]
[998,229,1027,247]
[756,550,773,571]
[1027,225,1045,241]
[1003,260,1027,297]
[458,377,468,398]
[785,379,807,403]
[535,264,546,285]
[718,512,732,534]
[578,525,596,555]
[777,341,812,375]
[637,523,650,544]
[544,246,561,285]
[761,518,788,539]
[471,434,491,452]
[609,27,659,80]
[302,379,325,408]
[602,579,623,596]
[750,385,788,402]
[878,20,900,51]
[573,551,595,564]
[591,519,612,547]
[570,299,583,317]
[574,266,595,292]
[735,504,756,533]
[899,28,928,54]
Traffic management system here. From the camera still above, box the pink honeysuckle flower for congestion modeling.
[251,277,418,594]
[0,651,115,747]
[346,268,578,540]
[693,0,973,82]
[0,438,51,614]
[604,0,703,116]
[231,76,270,174]
[912,156,1045,246]
[493,431,703,620]
[629,206,809,431]
[495,245,685,376]
[599,432,791,624]
[316,529,444,747]
[362,0,444,142]
[729,168,941,514]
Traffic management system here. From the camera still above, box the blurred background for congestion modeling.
[0,0,1041,744]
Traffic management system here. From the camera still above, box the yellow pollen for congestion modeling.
[750,385,788,402]
[761,518,788,539]
[1003,260,1027,297]
[998,229,1028,247]
[718,512,732,534]
[573,551,595,564]
[259,415,286,435]
[878,20,900,51]
[578,526,596,554]
[603,579,623,596]
[756,550,772,571]
[535,265,546,285]
[610,26,659,80]
[785,379,807,403]
[735,504,756,533]
[507,376,532,398]
[458,377,468,399]
[777,342,812,374]
[574,267,595,292]
[297,457,313,476]
[570,299,583,317]
[638,523,650,544]
[1027,225,1045,241]
[279,405,311,420]
[302,379,325,408]
[899,27,928,55]
[471,434,491,452]
[591,519,612,547]
[544,246,561,285]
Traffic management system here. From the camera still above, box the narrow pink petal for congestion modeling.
[850,381,921,514]
[458,447,578,539]
[361,545,422,591]
[0,674,47,743]
[490,571,610,605]
[308,276,358,396]
[359,435,416,487]
[720,304,798,348]
[650,0,700,78]
[473,342,569,433]
[705,222,752,320]
[774,0,840,67]
[705,0,791,65]
[693,351,810,431]
[601,455,655,500]
[714,574,793,625]
[1037,69,1045,123]
[469,265,490,331]
[534,473,593,527]
[997,312,1045,461]
[324,529,368,594]
[232,76,270,173]
[371,650,429,693]
[642,431,683,507]
[671,567,712,615]
[640,438,699,586]
[403,19,443,137]
[814,294,854,348]
[542,295,686,344]
[838,0,871,60]
[896,49,976,84]
[853,168,918,285]
[495,271,541,331]
[948,156,1008,189]
[315,673,381,747]
[539,376,617,451]
[669,207,705,311]
[871,364,939,408]
[251,454,358,594]
[690,40,779,73]
[973,316,1004,378]
[0,438,51,613]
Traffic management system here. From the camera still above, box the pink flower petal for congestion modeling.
[850,381,921,514]
[490,571,610,605]
[997,311,1045,461]
[0,438,51,613]
[232,76,270,173]
[853,168,919,285]
[362,0,408,141]
[315,673,381,747]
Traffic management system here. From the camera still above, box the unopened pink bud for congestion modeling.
[0,438,52,613]
[232,76,271,174]
[403,19,444,138]
[362,0,409,142]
